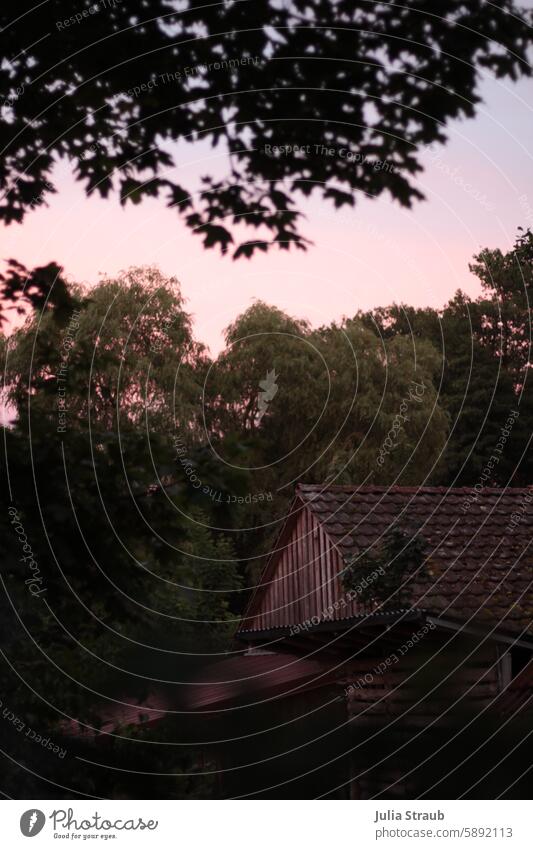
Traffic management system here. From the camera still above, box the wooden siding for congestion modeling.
[342,643,501,728]
[241,502,363,632]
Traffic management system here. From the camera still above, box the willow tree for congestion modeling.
[4,265,205,434]
[207,301,448,492]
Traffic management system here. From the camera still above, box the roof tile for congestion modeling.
[296,484,533,636]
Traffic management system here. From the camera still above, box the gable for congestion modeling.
[239,500,361,634]
[239,484,533,639]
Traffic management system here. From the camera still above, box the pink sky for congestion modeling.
[3,69,533,355]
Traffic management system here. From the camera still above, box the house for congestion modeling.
[189,484,533,798]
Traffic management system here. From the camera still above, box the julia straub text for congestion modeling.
[374,809,445,823]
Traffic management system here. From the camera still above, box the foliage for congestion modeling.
[207,301,448,487]
[0,269,240,798]
[357,229,533,486]
[342,526,428,608]
[1,2,531,258]
[4,265,206,433]
[203,300,449,574]
[0,260,75,327]
[468,227,533,381]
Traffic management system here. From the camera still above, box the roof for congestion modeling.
[185,651,533,717]
[186,652,338,711]
[293,484,533,637]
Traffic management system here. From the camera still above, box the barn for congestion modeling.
[189,484,533,798]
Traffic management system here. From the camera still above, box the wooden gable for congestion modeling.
[239,498,361,634]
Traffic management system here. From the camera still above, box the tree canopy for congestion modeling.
[4,265,205,431]
[0,266,241,797]
[358,228,533,486]
[1,0,531,258]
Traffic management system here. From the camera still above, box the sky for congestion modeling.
[3,64,533,355]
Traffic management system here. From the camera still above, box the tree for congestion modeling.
[358,230,533,487]
[1,268,242,797]
[0,261,74,328]
[436,291,533,485]
[1,1,531,259]
[4,266,205,433]
[207,301,448,502]
[469,227,533,381]
[309,318,447,486]
[1,422,240,797]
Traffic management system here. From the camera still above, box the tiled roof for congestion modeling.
[296,485,533,637]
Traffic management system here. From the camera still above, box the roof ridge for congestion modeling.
[296,484,533,495]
